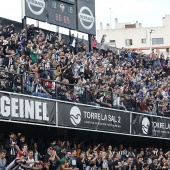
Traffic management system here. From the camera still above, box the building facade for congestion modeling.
[97,15,170,54]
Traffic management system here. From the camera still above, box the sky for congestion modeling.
[0,0,170,37]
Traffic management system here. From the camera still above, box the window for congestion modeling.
[110,40,115,43]
[141,39,146,44]
[152,38,164,45]
[110,40,116,47]
[125,39,132,46]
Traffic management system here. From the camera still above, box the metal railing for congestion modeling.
[0,70,168,117]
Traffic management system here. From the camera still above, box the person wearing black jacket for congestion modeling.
[24,43,31,56]
[4,132,18,165]
[8,36,17,51]
[27,24,35,40]
[77,151,86,170]
[84,85,99,106]
[57,146,66,160]
[1,27,10,39]
[149,157,159,170]
[136,156,143,170]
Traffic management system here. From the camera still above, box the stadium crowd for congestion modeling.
[1,132,170,170]
[0,23,170,116]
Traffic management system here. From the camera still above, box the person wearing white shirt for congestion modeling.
[27,150,35,168]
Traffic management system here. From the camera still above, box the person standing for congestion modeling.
[100,35,106,57]
[25,150,35,169]
[70,149,77,169]
[16,144,28,158]
[4,132,17,165]
[77,151,86,170]
[92,36,98,52]
[136,156,143,170]
[58,150,78,170]
[44,147,60,170]
[57,146,66,160]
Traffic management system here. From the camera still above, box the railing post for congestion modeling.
[156,100,159,116]
[85,87,87,104]
[21,73,23,94]
[111,92,114,108]
[135,97,137,112]
[55,82,58,100]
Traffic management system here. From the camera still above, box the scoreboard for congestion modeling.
[47,0,77,30]
[25,0,96,35]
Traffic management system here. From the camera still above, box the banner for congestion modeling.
[0,92,56,125]
[132,113,170,138]
[77,0,96,35]
[25,0,46,22]
[58,102,130,134]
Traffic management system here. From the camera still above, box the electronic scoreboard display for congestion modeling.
[47,0,77,30]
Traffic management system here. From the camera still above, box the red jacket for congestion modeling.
[92,38,98,48]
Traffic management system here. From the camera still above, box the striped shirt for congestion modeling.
[6,158,22,170]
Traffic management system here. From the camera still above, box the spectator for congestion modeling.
[6,154,40,170]
[92,36,98,51]
[32,78,52,99]
[44,147,60,170]
[4,132,17,165]
[100,35,106,57]
[123,96,135,111]
[16,144,28,158]
[58,150,75,170]
[2,131,170,170]
[25,150,35,169]
[57,146,66,160]
[114,153,124,170]
[123,157,132,170]
[136,156,143,170]
[0,20,2,36]
[30,44,38,63]
[0,149,7,170]
[85,85,99,106]
[1,27,9,39]
[18,135,27,150]
[2,22,170,117]
[77,151,86,170]
[31,143,40,162]
[149,157,159,170]
[143,164,149,170]
[70,149,78,168]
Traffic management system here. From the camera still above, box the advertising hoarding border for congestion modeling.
[1,91,170,140]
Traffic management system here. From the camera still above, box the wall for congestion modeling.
[97,15,170,54]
